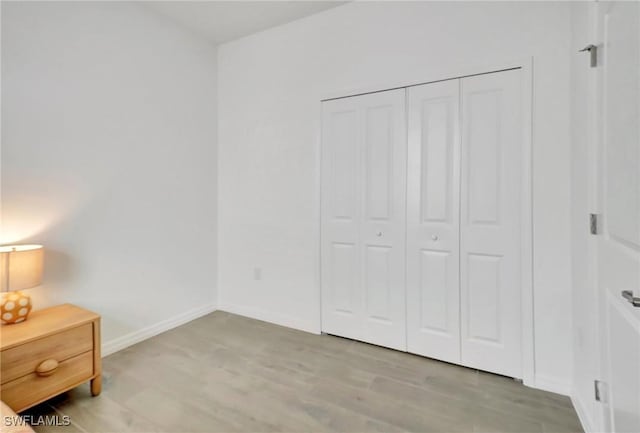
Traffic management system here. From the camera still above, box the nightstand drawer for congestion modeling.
[1,323,93,384]
[1,351,94,412]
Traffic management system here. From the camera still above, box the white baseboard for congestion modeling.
[571,393,596,433]
[218,302,320,334]
[102,303,217,356]
[531,374,572,396]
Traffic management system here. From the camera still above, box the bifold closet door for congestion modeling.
[406,79,462,364]
[321,89,407,351]
[406,69,523,378]
[459,69,523,378]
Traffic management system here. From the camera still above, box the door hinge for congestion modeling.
[594,380,602,401]
[594,380,610,403]
[579,44,598,67]
[590,213,601,235]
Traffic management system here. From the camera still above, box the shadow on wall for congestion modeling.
[8,249,75,311]
[43,249,75,289]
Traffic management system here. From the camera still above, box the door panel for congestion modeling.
[460,70,522,378]
[606,288,640,433]
[467,90,501,225]
[420,98,454,223]
[406,80,461,363]
[365,105,393,220]
[330,242,358,314]
[365,245,392,320]
[322,99,361,339]
[360,90,407,350]
[329,110,358,220]
[467,253,502,344]
[597,2,640,431]
[603,2,640,251]
[419,250,450,332]
[321,89,407,350]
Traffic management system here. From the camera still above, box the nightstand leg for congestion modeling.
[90,375,102,396]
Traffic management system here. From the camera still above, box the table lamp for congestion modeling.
[0,245,43,325]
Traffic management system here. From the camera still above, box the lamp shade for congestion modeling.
[0,245,44,292]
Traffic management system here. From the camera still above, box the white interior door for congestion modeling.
[596,2,640,432]
[459,70,523,378]
[321,89,407,351]
[406,79,461,363]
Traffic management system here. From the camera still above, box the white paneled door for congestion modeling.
[404,70,523,378]
[406,79,462,364]
[596,2,640,431]
[322,69,525,378]
[459,70,523,378]
[321,89,407,351]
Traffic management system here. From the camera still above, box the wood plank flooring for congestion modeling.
[24,311,583,433]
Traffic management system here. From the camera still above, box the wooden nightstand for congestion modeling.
[0,304,101,413]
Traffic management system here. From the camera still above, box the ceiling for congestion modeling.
[144,1,347,45]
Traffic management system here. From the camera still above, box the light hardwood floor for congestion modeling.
[24,311,583,433]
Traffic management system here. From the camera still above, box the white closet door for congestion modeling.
[406,80,461,363]
[460,69,523,378]
[321,89,407,351]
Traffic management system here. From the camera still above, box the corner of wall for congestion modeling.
[217,300,321,335]
[102,303,217,357]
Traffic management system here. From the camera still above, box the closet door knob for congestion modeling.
[376,231,383,237]
[432,235,439,241]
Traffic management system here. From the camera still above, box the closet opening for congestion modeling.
[319,66,533,381]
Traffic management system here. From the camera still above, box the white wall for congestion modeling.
[1,1,218,351]
[218,1,573,393]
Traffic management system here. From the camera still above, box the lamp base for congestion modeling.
[1,291,32,325]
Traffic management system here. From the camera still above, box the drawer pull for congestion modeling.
[35,359,59,377]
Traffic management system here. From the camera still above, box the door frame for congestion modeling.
[316,57,536,386]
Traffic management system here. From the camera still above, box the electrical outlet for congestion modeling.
[253,267,262,281]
